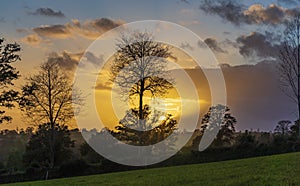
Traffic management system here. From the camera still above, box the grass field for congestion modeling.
[6,152,300,186]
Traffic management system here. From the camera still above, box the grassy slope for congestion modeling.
[7,152,300,186]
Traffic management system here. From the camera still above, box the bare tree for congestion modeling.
[19,61,82,169]
[0,38,21,123]
[110,31,174,130]
[278,14,300,137]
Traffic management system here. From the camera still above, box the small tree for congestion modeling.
[111,105,177,146]
[19,61,82,169]
[23,123,74,171]
[0,37,21,123]
[274,120,291,136]
[200,105,237,147]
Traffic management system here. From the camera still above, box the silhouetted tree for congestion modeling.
[0,37,21,123]
[278,14,300,136]
[274,120,291,136]
[23,123,74,172]
[19,61,82,169]
[200,105,237,147]
[110,31,173,130]
[111,105,177,146]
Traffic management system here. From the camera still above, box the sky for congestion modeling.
[0,0,299,131]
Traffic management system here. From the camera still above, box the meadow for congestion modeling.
[7,152,300,186]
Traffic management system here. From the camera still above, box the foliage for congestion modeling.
[200,105,237,147]
[23,123,74,170]
[274,120,291,136]
[111,105,177,146]
[0,37,21,123]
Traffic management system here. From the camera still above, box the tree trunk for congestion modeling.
[48,68,55,168]
[297,19,300,138]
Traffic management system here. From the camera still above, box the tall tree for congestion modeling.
[110,31,173,130]
[0,37,21,123]
[19,61,82,169]
[278,14,300,137]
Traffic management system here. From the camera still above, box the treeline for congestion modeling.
[1,119,300,184]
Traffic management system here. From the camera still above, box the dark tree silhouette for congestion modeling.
[19,61,82,170]
[278,14,300,137]
[110,31,174,130]
[0,37,21,123]
[274,120,291,136]
[200,105,237,147]
[23,123,74,173]
[111,105,177,146]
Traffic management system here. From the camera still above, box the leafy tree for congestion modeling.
[23,123,74,171]
[290,119,300,138]
[274,120,291,136]
[19,61,82,169]
[111,105,177,146]
[200,105,237,147]
[278,14,300,136]
[0,37,21,123]
[110,31,173,130]
[80,142,105,164]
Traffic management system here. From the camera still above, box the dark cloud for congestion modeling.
[180,42,194,50]
[29,8,65,18]
[204,38,227,53]
[221,39,239,48]
[236,32,281,58]
[198,40,208,49]
[200,0,246,26]
[33,25,71,38]
[199,0,299,26]
[47,51,83,71]
[29,18,124,40]
[84,52,104,65]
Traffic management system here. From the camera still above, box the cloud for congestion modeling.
[199,1,299,26]
[180,42,194,51]
[236,32,281,58]
[243,4,296,25]
[27,18,124,40]
[204,38,227,53]
[21,34,41,46]
[199,0,246,26]
[28,7,65,18]
[182,60,295,131]
[33,25,71,38]
[47,51,83,71]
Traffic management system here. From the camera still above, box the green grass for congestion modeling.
[6,152,300,186]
